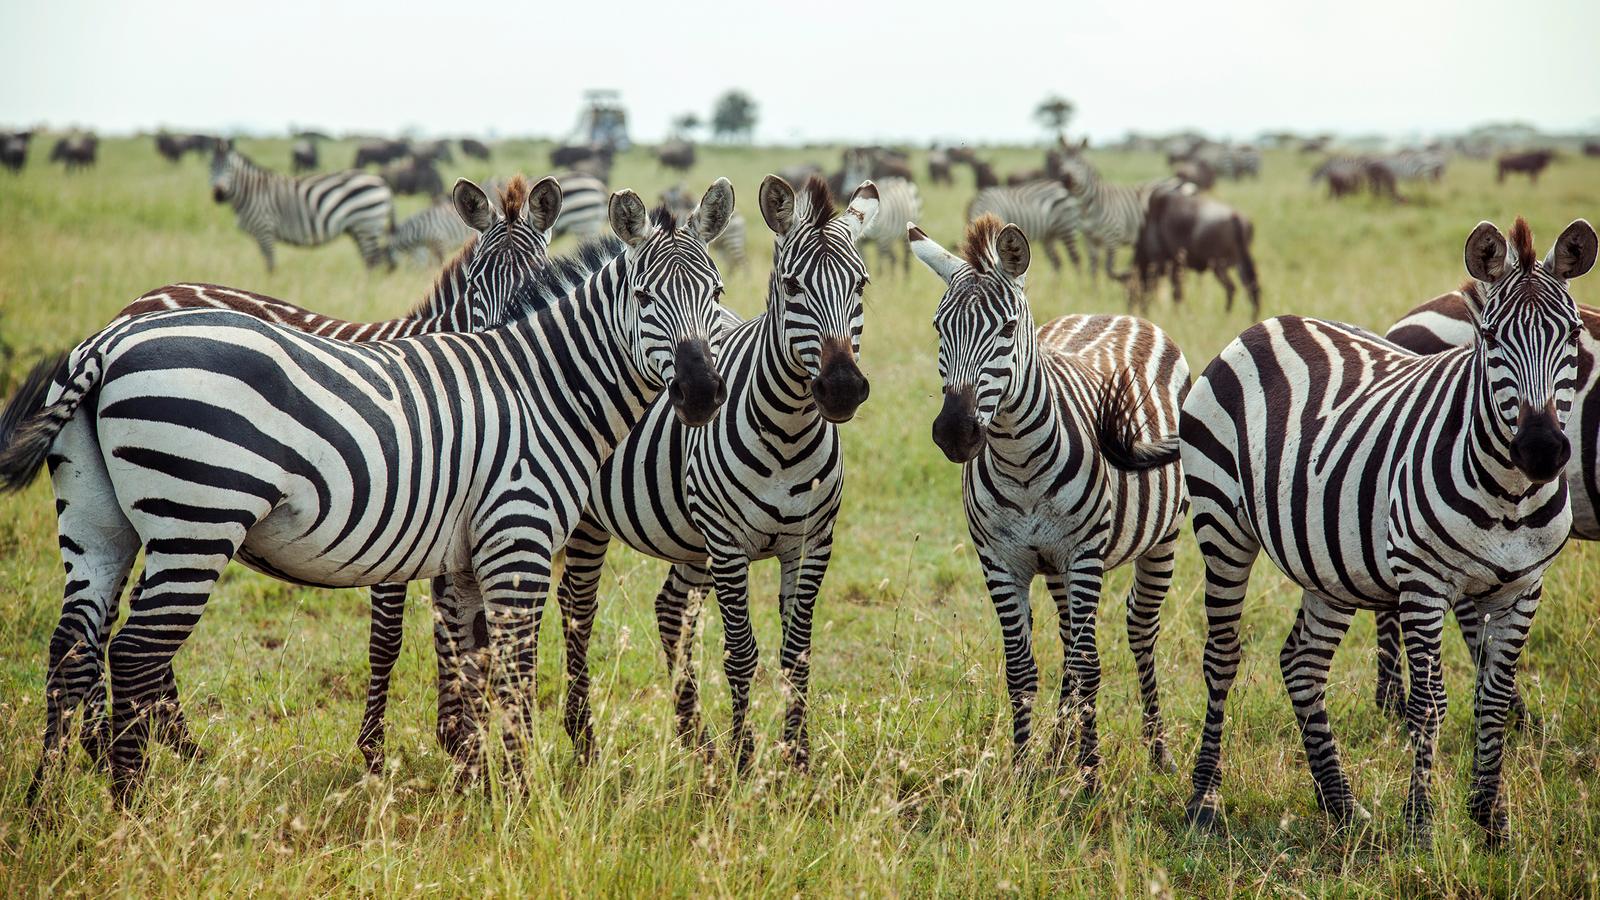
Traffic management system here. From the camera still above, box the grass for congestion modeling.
[1,137,1598,896]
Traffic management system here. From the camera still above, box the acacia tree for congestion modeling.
[1034,96,1075,139]
[711,91,758,143]
[671,113,702,139]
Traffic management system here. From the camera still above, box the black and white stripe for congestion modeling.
[209,141,396,272]
[552,171,609,241]
[967,181,1082,272]
[392,198,477,266]
[1179,218,1596,845]
[5,180,738,806]
[908,216,1189,787]
[661,183,748,270]
[1056,153,1166,281]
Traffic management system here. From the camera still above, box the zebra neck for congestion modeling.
[1458,350,1556,510]
[409,252,473,329]
[984,355,1069,474]
[751,311,819,423]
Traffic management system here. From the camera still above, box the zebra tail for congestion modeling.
[1233,216,1259,295]
[1095,369,1181,471]
[0,351,77,492]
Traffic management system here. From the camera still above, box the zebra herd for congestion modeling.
[1,158,1596,852]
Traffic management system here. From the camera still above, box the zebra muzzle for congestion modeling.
[668,339,726,427]
[1509,404,1569,483]
[932,385,984,463]
[813,339,870,423]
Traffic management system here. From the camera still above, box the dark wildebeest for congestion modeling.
[460,138,492,160]
[291,138,318,173]
[1583,141,1600,158]
[411,139,453,164]
[928,147,953,185]
[550,143,613,178]
[2,131,33,173]
[656,139,695,172]
[380,155,444,198]
[1132,184,1259,315]
[968,158,999,189]
[1497,149,1555,184]
[843,146,913,182]
[51,134,98,172]
[155,133,214,163]
[1171,158,1216,191]
[1362,158,1404,202]
[1006,144,1069,185]
[353,139,410,168]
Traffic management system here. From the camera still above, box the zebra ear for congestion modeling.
[688,177,735,244]
[609,190,652,247]
[996,224,1031,279]
[452,178,498,233]
[908,223,964,284]
[526,176,564,233]
[844,181,880,239]
[1543,219,1598,281]
[1464,221,1508,283]
[758,174,796,236]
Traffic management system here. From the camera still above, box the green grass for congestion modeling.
[2,138,1599,896]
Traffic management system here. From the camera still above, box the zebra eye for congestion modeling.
[636,289,654,306]
[856,277,869,294]
[782,275,803,297]
[999,320,1019,339]
[1571,323,1585,343]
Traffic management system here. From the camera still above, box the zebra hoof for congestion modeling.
[1185,796,1223,831]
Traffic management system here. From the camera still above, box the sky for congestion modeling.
[3,0,1597,144]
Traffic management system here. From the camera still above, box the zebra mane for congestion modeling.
[500,175,530,223]
[406,235,480,318]
[1510,217,1536,275]
[961,214,1005,273]
[504,234,627,322]
[798,176,838,230]
[650,206,680,231]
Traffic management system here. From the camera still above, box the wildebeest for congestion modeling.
[154,132,214,163]
[550,143,613,178]
[843,146,913,182]
[1132,184,1259,315]
[1584,141,1600,158]
[411,139,453,164]
[1312,155,1403,202]
[459,138,492,160]
[381,155,444,198]
[656,139,695,172]
[1,130,32,173]
[353,138,411,168]
[1497,149,1555,184]
[1171,158,1216,190]
[290,138,319,173]
[928,146,953,185]
[50,133,98,172]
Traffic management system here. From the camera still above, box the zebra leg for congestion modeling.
[776,533,833,769]
[352,227,392,271]
[467,544,552,786]
[1041,239,1063,272]
[252,230,277,273]
[708,547,758,771]
[1043,572,1076,765]
[1064,232,1083,272]
[980,559,1038,766]
[1061,556,1108,792]
[434,573,486,769]
[149,660,203,761]
[656,563,713,753]
[1185,507,1260,830]
[77,572,128,771]
[556,515,611,762]
[1467,587,1540,848]
[357,581,410,774]
[1398,589,1450,844]
[1127,532,1178,772]
[1280,592,1361,825]
[1374,609,1406,720]
[1453,594,1533,731]
[108,539,241,806]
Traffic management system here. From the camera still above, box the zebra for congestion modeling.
[553,171,609,240]
[25,176,565,780]
[1367,286,1600,725]
[661,183,747,269]
[967,182,1082,272]
[1180,217,1596,845]
[845,174,919,273]
[1055,152,1166,282]
[1385,149,1447,183]
[3,179,737,805]
[391,198,477,266]
[907,215,1188,787]
[209,139,396,272]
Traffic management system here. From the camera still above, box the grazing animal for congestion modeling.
[1056,153,1166,281]
[1367,287,1600,723]
[460,138,492,160]
[1170,159,1215,191]
[353,139,411,168]
[50,134,98,172]
[908,217,1189,784]
[19,177,565,782]
[551,171,609,240]
[154,133,212,163]
[534,176,879,767]
[1386,149,1447,183]
[840,155,920,273]
[2,130,32,173]
[411,139,452,164]
[290,138,319,173]
[1311,157,1364,199]
[967,182,1082,272]
[928,147,953,185]
[551,143,613,178]
[661,183,746,269]
[1583,140,1600,159]
[209,139,396,272]
[381,155,445,198]
[1179,217,1596,845]
[1497,150,1555,184]
[657,139,696,172]
[2,179,737,805]
[1132,185,1259,315]
[391,197,477,265]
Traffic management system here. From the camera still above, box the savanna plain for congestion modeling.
[1,139,1598,896]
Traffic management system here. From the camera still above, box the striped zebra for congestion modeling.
[3,179,737,805]
[1055,153,1166,282]
[967,181,1082,272]
[553,171,608,240]
[1368,286,1600,724]
[391,198,476,266]
[1180,218,1596,845]
[907,216,1188,786]
[851,177,919,273]
[661,183,747,269]
[209,140,396,272]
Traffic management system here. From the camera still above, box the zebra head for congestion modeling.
[451,175,564,330]
[610,178,735,427]
[909,215,1034,463]
[209,139,239,203]
[1463,217,1597,483]
[758,174,878,423]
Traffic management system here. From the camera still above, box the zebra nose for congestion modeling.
[932,385,983,463]
[668,338,725,427]
[1510,404,1569,483]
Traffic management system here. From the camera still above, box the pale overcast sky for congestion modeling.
[4,0,1597,143]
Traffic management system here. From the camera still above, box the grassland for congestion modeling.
[1,137,1598,897]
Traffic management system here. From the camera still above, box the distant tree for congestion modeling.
[1034,95,1075,139]
[671,113,702,139]
[711,91,758,143]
